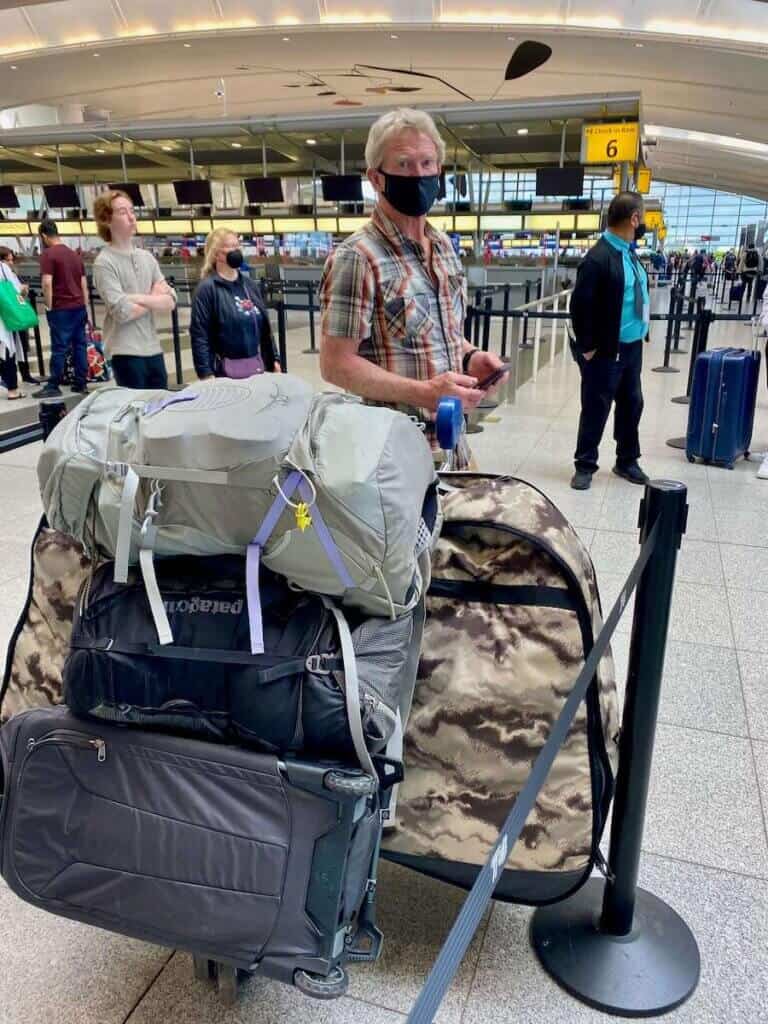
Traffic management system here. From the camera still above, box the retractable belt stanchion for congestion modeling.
[27,287,46,378]
[500,283,511,358]
[88,277,98,331]
[672,287,687,354]
[531,482,699,1018]
[481,295,492,352]
[653,287,680,374]
[671,297,707,407]
[302,281,319,355]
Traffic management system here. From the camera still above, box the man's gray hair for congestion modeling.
[364,108,446,170]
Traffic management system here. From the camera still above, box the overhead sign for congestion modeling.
[644,210,664,231]
[636,167,652,194]
[581,122,640,165]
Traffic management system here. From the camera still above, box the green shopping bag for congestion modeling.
[0,279,38,331]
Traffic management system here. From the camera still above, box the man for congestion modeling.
[92,190,176,389]
[319,107,505,467]
[570,191,650,491]
[738,245,762,304]
[692,248,707,283]
[33,219,90,398]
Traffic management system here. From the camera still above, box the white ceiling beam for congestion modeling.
[18,6,42,46]
[110,1,129,30]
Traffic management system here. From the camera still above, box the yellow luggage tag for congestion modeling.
[295,501,313,532]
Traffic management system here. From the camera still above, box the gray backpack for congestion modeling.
[37,377,437,648]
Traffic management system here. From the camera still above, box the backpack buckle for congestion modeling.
[305,654,331,674]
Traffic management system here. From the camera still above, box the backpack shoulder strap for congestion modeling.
[322,597,376,779]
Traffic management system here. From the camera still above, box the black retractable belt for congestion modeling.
[405,520,660,1024]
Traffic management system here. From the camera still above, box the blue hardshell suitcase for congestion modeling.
[686,348,761,468]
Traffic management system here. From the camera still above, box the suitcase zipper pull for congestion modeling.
[90,739,107,763]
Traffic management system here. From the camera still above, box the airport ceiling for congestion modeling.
[0,1,766,200]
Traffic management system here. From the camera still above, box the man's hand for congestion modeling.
[583,350,596,361]
[151,279,174,296]
[467,349,508,392]
[424,370,485,413]
[272,360,282,374]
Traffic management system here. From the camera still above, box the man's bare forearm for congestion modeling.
[322,346,428,408]
[127,293,176,313]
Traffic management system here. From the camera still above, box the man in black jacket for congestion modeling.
[570,192,650,490]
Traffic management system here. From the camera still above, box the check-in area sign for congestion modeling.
[581,122,640,165]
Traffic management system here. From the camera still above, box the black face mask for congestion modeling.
[379,171,441,217]
[225,249,244,269]
[634,222,647,242]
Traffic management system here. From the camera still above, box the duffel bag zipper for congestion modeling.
[8,729,107,901]
[24,730,106,764]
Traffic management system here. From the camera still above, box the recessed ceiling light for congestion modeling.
[95,148,105,153]
[517,127,529,135]
[390,34,398,39]
[10,64,17,70]
[231,142,242,148]
[93,52,100,57]
[183,43,192,48]
[161,145,172,151]
[282,36,290,42]
[306,138,317,145]
[635,42,644,48]
[34,151,44,157]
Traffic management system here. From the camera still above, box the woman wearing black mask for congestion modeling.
[190,229,280,380]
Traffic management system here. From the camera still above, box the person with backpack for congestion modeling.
[190,228,280,380]
[739,246,762,302]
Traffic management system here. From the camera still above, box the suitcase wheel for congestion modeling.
[192,956,216,984]
[324,770,378,797]
[215,963,240,1007]
[294,965,349,1000]
[686,454,696,464]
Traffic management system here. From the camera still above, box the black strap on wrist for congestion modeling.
[462,349,478,374]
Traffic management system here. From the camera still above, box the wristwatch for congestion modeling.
[462,348,478,374]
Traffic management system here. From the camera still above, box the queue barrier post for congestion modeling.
[302,281,319,355]
[27,287,46,377]
[653,287,680,374]
[531,480,699,1018]
[168,276,183,387]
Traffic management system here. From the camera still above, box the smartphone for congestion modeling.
[476,363,512,390]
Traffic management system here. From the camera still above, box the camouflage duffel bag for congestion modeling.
[382,474,620,906]
[1,519,92,723]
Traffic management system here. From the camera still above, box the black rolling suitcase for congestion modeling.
[0,706,386,1002]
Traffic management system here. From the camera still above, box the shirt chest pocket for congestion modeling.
[382,292,435,349]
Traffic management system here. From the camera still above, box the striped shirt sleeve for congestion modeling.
[320,246,375,341]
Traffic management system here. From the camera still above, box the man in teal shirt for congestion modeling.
[569,192,650,490]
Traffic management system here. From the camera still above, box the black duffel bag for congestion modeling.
[63,556,419,772]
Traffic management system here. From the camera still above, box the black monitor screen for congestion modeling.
[43,184,80,208]
[173,179,213,205]
[321,175,363,202]
[244,177,284,203]
[0,186,19,208]
[535,166,585,197]
[108,182,145,207]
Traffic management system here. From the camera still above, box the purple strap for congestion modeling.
[246,470,355,654]
[143,392,199,418]
[296,478,355,589]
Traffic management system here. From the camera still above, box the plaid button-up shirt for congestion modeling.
[320,206,469,460]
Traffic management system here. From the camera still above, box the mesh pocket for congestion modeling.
[352,613,414,715]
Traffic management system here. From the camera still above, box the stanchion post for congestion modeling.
[87,276,98,330]
[169,277,183,387]
[277,300,288,372]
[672,289,686,353]
[481,295,492,351]
[472,288,482,347]
[531,481,699,1018]
[28,286,46,377]
[653,287,679,373]
[500,283,510,359]
[302,281,318,355]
